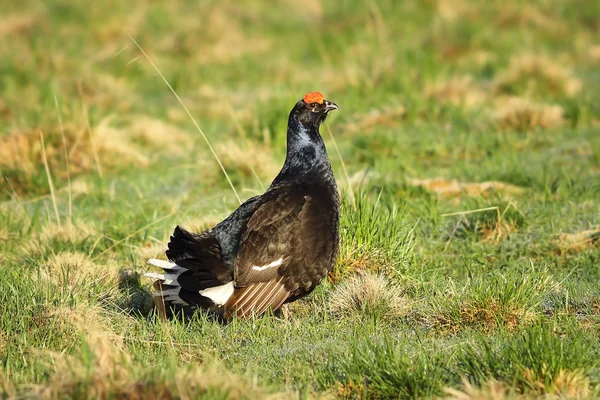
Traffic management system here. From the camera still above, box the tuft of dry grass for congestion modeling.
[466,51,497,68]
[333,250,385,282]
[27,304,292,399]
[443,204,525,244]
[521,368,593,398]
[136,241,168,261]
[22,221,97,258]
[428,299,534,334]
[93,115,193,164]
[493,53,582,98]
[217,139,279,183]
[478,219,520,243]
[424,272,556,334]
[182,214,224,233]
[555,227,600,255]
[0,13,34,38]
[456,299,529,333]
[126,116,194,155]
[155,5,272,66]
[28,320,293,400]
[443,375,594,400]
[589,45,600,64]
[0,331,7,354]
[344,107,407,135]
[345,169,373,190]
[40,252,118,297]
[444,378,521,400]
[282,0,323,21]
[329,272,410,321]
[0,225,9,242]
[0,126,128,179]
[495,3,568,34]
[0,370,16,400]
[436,0,473,22]
[48,303,117,342]
[425,75,486,108]
[492,97,564,131]
[0,116,193,198]
[409,178,524,200]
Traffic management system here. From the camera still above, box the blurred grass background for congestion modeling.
[1,0,600,398]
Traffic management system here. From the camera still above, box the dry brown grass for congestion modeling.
[409,178,524,200]
[22,221,96,257]
[424,271,556,334]
[492,97,564,131]
[521,369,593,398]
[345,169,372,188]
[428,299,537,335]
[0,224,9,242]
[589,45,600,64]
[494,3,568,34]
[94,115,193,163]
[49,303,116,341]
[443,204,524,244]
[444,374,596,399]
[282,0,323,21]
[136,241,168,261]
[28,324,292,400]
[217,139,279,183]
[444,379,523,400]
[479,219,520,243]
[332,248,387,283]
[0,13,34,38]
[22,301,291,399]
[425,75,486,108]
[0,371,16,400]
[40,252,118,297]
[316,62,363,92]
[460,51,497,68]
[329,272,410,321]
[436,0,473,22]
[32,362,292,400]
[0,332,7,354]
[344,106,407,135]
[0,115,193,197]
[126,116,194,155]
[0,98,9,119]
[155,5,272,66]
[182,214,224,233]
[555,227,600,255]
[493,53,581,98]
[459,300,530,333]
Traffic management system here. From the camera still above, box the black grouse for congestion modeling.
[145,92,340,319]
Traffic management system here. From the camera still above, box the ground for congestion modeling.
[1,0,599,399]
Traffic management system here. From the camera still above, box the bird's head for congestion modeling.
[291,92,338,128]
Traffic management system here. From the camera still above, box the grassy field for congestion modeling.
[1,0,600,398]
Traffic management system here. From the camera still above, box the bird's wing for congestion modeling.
[224,188,335,318]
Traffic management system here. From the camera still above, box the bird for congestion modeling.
[145,91,340,319]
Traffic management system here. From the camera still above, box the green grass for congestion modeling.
[1,0,600,398]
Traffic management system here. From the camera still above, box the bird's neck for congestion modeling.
[274,118,334,184]
[285,116,326,158]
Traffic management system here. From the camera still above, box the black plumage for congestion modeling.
[146,92,340,319]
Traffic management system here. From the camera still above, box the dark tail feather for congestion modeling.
[145,226,233,312]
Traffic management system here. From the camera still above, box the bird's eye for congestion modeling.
[310,103,317,108]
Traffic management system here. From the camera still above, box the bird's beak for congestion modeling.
[324,101,339,112]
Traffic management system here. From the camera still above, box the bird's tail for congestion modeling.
[145,258,188,318]
[144,226,234,317]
